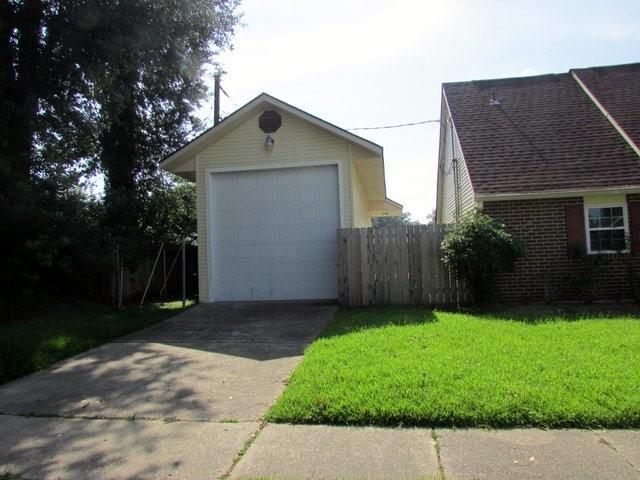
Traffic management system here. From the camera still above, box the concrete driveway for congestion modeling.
[0,302,336,480]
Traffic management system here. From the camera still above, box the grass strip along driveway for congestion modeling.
[0,301,192,385]
[268,306,640,428]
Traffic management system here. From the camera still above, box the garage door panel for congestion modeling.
[298,225,318,241]
[236,227,254,244]
[276,243,298,259]
[258,245,277,258]
[277,226,297,240]
[218,246,237,259]
[237,246,255,259]
[256,209,276,226]
[217,228,235,243]
[234,175,254,190]
[255,189,275,207]
[297,189,316,205]
[211,164,339,301]
[235,211,255,227]
[275,190,294,206]
[297,206,315,222]
[275,207,296,224]
[255,227,276,242]
[318,205,339,223]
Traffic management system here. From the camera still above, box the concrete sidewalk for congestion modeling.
[226,424,640,480]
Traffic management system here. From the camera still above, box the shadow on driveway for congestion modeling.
[0,302,335,479]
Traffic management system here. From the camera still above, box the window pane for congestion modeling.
[612,229,626,250]
[611,207,624,227]
[591,229,627,251]
[588,208,601,228]
[611,216,624,227]
[600,230,613,250]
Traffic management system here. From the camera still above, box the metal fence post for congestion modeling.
[140,242,165,307]
[117,244,123,309]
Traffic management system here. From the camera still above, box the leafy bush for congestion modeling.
[442,209,524,303]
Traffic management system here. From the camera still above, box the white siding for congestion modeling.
[196,110,355,302]
[350,162,371,227]
[438,109,475,224]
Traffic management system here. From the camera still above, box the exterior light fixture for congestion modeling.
[265,134,275,150]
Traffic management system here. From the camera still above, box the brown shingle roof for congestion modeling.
[443,65,640,197]
[572,63,640,148]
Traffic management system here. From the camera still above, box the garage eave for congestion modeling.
[160,92,384,173]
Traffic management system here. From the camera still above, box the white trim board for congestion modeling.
[476,186,640,202]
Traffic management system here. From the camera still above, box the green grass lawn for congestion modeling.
[268,306,640,428]
[0,301,192,385]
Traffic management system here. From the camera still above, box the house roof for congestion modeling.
[161,92,384,170]
[442,64,640,199]
[572,63,640,151]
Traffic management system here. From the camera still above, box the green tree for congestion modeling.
[0,1,239,313]
[143,179,197,245]
[372,212,413,227]
[0,0,98,184]
[72,0,240,239]
[441,209,524,303]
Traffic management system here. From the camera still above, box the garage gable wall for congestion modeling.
[196,109,356,302]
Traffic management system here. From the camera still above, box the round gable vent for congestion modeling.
[259,110,282,133]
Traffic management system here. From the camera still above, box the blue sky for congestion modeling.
[206,0,640,222]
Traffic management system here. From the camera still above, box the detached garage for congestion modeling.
[161,93,402,302]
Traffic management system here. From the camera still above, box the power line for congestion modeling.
[219,85,239,109]
[348,119,440,131]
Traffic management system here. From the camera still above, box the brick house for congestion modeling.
[435,63,640,302]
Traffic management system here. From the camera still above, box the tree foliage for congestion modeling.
[442,209,524,303]
[0,0,240,314]
[372,212,413,227]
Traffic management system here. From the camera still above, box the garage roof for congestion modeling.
[160,93,384,171]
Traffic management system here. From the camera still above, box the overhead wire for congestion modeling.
[348,119,439,131]
[219,85,239,109]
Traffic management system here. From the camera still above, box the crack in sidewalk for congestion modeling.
[0,411,255,425]
[219,421,266,479]
[431,429,446,480]
[596,432,640,475]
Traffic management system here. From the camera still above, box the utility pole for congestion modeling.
[181,239,186,308]
[213,73,221,126]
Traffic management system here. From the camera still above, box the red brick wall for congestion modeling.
[483,195,640,302]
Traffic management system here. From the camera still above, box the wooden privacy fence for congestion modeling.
[337,224,468,307]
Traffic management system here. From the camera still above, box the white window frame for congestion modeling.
[584,203,630,254]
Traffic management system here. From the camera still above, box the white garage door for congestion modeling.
[210,165,340,301]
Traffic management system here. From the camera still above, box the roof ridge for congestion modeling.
[571,61,640,72]
[443,72,567,87]
[443,61,640,88]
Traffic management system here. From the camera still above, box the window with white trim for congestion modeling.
[585,205,629,253]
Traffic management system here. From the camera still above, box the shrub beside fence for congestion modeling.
[337,224,468,307]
